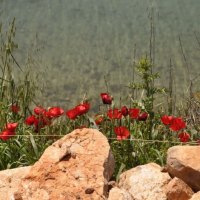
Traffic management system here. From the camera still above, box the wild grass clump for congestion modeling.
[0,20,200,178]
[0,19,52,169]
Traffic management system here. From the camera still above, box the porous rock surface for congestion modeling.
[167,145,200,191]
[12,128,115,200]
[117,163,171,200]
[166,177,194,200]
[108,187,132,200]
[0,166,31,200]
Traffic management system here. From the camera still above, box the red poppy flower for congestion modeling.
[121,106,129,117]
[178,132,190,142]
[34,106,46,115]
[161,115,174,125]
[44,111,53,119]
[114,126,130,140]
[75,102,90,115]
[100,93,113,104]
[11,104,20,113]
[107,108,122,119]
[46,107,64,118]
[25,115,38,126]
[170,117,186,132]
[6,122,18,132]
[0,130,16,141]
[95,115,104,125]
[66,102,90,120]
[34,116,50,132]
[129,108,140,119]
[138,112,148,121]
[66,108,79,120]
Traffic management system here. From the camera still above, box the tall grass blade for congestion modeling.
[29,134,39,158]
[116,163,126,182]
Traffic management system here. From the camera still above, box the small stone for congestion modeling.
[161,166,168,173]
[166,177,194,200]
[85,187,95,194]
[76,194,81,199]
[71,151,76,158]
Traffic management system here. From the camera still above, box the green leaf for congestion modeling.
[116,163,126,182]
[152,148,164,166]
[87,116,99,129]
[29,134,39,158]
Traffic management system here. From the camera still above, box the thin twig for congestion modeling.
[10,52,23,72]
[132,43,136,98]
[168,58,173,114]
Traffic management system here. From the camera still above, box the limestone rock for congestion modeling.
[108,187,132,200]
[166,177,194,200]
[0,166,31,200]
[118,163,171,200]
[167,145,200,191]
[13,128,115,200]
[190,191,200,200]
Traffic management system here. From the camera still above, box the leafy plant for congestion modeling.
[0,20,199,182]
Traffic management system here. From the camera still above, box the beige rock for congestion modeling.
[118,163,171,200]
[190,191,200,200]
[0,166,31,200]
[167,145,200,191]
[108,187,133,200]
[13,128,115,200]
[166,177,194,200]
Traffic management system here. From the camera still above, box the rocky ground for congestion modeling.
[0,128,200,200]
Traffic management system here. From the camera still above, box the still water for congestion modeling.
[0,0,199,108]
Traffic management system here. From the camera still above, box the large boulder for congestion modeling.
[166,177,194,200]
[0,166,31,200]
[167,145,200,191]
[13,128,115,200]
[117,163,171,200]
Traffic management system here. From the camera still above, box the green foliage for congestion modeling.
[128,58,167,141]
[0,19,38,118]
[0,20,50,169]
[129,58,166,113]
[0,20,198,183]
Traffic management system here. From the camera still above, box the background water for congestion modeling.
[0,0,199,109]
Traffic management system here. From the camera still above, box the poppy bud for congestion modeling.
[100,93,113,104]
